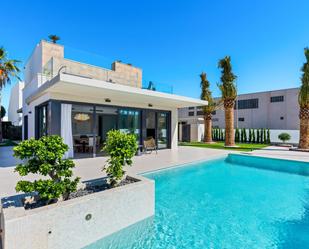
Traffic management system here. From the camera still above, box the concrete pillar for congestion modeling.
[171,108,178,149]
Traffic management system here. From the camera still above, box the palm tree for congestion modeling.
[218,56,237,147]
[0,47,20,142]
[48,35,60,44]
[200,72,219,143]
[298,47,309,149]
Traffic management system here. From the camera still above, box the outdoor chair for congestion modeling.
[143,137,158,154]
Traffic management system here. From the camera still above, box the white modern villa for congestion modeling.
[22,40,207,157]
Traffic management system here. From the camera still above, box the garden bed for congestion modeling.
[1,175,154,249]
[24,176,139,210]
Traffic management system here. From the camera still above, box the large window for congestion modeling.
[271,96,284,103]
[37,104,48,138]
[71,104,95,155]
[236,98,259,109]
[118,109,140,138]
[157,112,168,149]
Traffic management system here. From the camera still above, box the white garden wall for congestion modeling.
[186,124,299,145]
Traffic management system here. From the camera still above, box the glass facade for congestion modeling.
[39,101,172,157]
[157,112,168,149]
[118,109,140,138]
[37,104,48,138]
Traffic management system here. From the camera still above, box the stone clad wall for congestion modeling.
[37,40,143,88]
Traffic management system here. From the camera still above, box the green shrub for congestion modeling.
[14,136,79,203]
[252,129,256,143]
[278,133,291,143]
[257,129,260,143]
[248,129,252,143]
[103,130,138,186]
[267,129,271,144]
[263,129,267,143]
[235,128,240,142]
[243,128,247,143]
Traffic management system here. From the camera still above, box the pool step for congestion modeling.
[226,153,309,176]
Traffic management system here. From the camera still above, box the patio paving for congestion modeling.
[0,145,309,198]
[0,146,228,198]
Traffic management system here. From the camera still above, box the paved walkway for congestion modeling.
[248,146,309,162]
[0,146,22,168]
[0,146,228,198]
[1,145,309,198]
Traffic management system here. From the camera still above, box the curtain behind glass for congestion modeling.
[61,104,74,158]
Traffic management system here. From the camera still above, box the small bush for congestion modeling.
[252,129,256,143]
[243,128,247,142]
[267,129,271,144]
[103,130,138,186]
[278,133,291,143]
[235,128,240,142]
[14,136,79,203]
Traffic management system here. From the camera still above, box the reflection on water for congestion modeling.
[84,217,155,249]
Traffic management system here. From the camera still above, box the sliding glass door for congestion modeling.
[157,112,168,149]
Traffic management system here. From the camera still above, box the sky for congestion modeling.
[1,0,309,115]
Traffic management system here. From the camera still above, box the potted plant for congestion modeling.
[14,135,80,205]
[102,130,138,187]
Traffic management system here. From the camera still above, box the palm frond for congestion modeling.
[217,56,237,101]
[299,48,309,108]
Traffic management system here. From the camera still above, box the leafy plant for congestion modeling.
[278,133,291,143]
[0,47,20,142]
[1,106,5,119]
[48,34,60,44]
[252,129,256,143]
[243,128,247,143]
[267,129,271,144]
[263,129,267,143]
[103,130,138,186]
[235,128,240,142]
[14,136,79,203]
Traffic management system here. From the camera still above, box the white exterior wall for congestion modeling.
[179,88,300,130]
[22,40,205,149]
[8,82,24,126]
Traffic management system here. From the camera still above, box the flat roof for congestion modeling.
[26,73,207,109]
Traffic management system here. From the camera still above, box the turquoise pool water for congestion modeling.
[85,155,309,249]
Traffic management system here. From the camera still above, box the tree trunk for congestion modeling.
[299,107,309,149]
[224,100,235,147]
[204,113,212,143]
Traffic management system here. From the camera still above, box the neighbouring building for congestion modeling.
[179,88,299,142]
[22,40,207,157]
[8,81,24,126]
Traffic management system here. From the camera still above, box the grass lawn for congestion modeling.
[0,139,19,147]
[179,141,269,152]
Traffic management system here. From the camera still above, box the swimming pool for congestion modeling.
[84,154,309,249]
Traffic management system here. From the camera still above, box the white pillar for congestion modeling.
[171,108,178,149]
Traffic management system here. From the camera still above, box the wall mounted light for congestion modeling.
[148,104,153,107]
[105,98,111,103]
